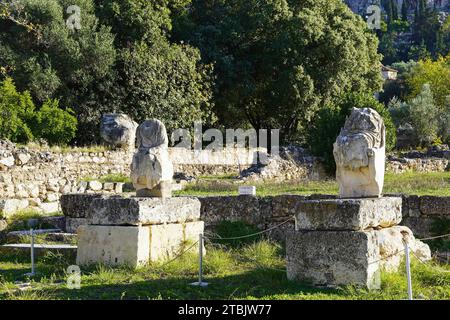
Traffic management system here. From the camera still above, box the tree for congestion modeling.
[407,55,450,111]
[0,0,117,144]
[0,77,77,145]
[401,0,408,21]
[408,84,440,145]
[94,0,216,135]
[308,93,396,174]
[175,0,383,142]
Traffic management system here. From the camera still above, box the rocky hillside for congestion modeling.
[344,0,449,15]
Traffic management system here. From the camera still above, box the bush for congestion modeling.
[408,84,440,146]
[0,78,35,143]
[308,93,397,174]
[34,99,78,146]
[0,78,77,145]
[389,84,441,147]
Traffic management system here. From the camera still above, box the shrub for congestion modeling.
[0,77,77,145]
[0,78,35,143]
[34,99,78,146]
[308,93,397,174]
[408,84,440,145]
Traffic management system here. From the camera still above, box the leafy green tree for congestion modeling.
[94,0,216,134]
[0,77,77,145]
[34,99,78,145]
[407,55,450,111]
[175,0,383,142]
[408,84,440,145]
[308,93,396,174]
[0,0,117,144]
[0,77,35,143]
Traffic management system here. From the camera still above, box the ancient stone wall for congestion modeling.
[198,195,450,241]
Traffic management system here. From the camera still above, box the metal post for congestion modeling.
[31,228,36,275]
[190,233,208,287]
[25,228,36,277]
[404,241,413,300]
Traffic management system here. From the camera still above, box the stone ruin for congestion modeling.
[287,108,431,289]
[131,119,174,198]
[333,107,385,198]
[76,119,204,268]
[100,113,138,152]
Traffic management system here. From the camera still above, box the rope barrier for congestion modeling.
[409,249,450,273]
[418,233,450,241]
[156,240,200,269]
[205,217,295,241]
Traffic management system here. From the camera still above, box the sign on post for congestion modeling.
[239,186,256,196]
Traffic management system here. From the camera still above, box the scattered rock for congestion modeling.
[88,180,102,191]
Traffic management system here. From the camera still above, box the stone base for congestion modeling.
[294,197,402,231]
[287,230,381,289]
[136,181,172,198]
[88,196,201,225]
[76,221,204,267]
[66,218,88,233]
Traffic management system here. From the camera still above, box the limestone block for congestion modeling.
[148,223,183,261]
[295,197,402,231]
[103,182,114,191]
[420,196,450,216]
[88,180,102,191]
[333,108,386,198]
[60,194,102,218]
[0,156,15,169]
[39,202,59,214]
[183,221,205,244]
[131,119,173,198]
[114,183,124,193]
[286,230,380,289]
[28,198,42,207]
[16,152,31,165]
[0,199,29,218]
[375,226,431,272]
[76,225,150,268]
[100,113,138,150]
[88,196,201,226]
[65,217,88,233]
[46,192,59,202]
[76,222,205,267]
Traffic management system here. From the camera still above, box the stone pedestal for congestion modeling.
[286,197,430,290]
[287,230,380,289]
[76,195,204,268]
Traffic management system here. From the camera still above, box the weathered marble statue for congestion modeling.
[131,119,173,198]
[100,114,138,151]
[333,108,385,198]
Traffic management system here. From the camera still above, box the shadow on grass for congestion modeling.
[6,268,344,300]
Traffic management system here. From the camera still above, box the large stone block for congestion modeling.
[286,230,380,289]
[420,196,450,216]
[148,222,204,261]
[76,225,150,268]
[76,221,205,267]
[88,196,201,225]
[0,199,29,218]
[375,226,431,272]
[60,194,102,218]
[65,217,88,233]
[199,196,264,227]
[295,197,402,231]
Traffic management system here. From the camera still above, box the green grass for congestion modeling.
[175,171,450,197]
[2,210,63,233]
[0,239,448,300]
